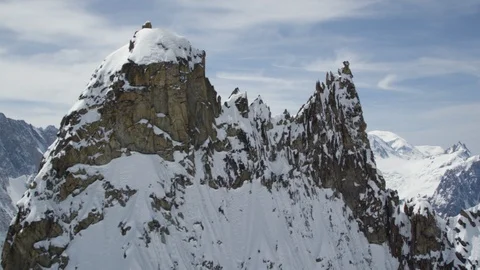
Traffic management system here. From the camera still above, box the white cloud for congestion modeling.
[211,69,316,117]
[0,0,133,46]
[304,49,480,90]
[169,0,381,31]
[364,102,480,154]
[0,51,100,104]
[377,74,397,90]
[419,103,480,121]
[405,102,480,153]
[217,71,299,85]
[401,0,480,15]
[0,0,143,127]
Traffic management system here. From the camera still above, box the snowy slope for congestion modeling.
[368,131,472,199]
[0,175,29,243]
[25,153,396,270]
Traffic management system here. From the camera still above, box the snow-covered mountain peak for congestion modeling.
[249,95,271,122]
[368,130,480,219]
[67,25,205,131]
[3,29,479,269]
[368,130,405,144]
[368,130,424,159]
[445,141,471,158]
[128,27,204,68]
[367,130,477,198]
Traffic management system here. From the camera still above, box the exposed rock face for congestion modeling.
[142,21,152,29]
[52,55,219,176]
[432,156,480,217]
[2,27,479,270]
[293,69,387,243]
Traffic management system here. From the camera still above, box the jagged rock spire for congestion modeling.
[142,21,152,29]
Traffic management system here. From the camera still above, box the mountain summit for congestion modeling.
[445,141,471,158]
[2,25,479,270]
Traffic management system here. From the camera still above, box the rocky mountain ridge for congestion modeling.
[2,25,479,269]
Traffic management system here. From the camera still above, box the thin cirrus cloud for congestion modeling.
[303,50,480,92]
[0,0,133,46]
[168,0,381,30]
[0,0,138,125]
[0,52,99,104]
[377,75,398,91]
[217,71,298,85]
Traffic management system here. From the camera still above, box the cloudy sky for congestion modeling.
[0,0,479,153]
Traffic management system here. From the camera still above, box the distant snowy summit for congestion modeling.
[368,130,480,217]
[368,130,424,159]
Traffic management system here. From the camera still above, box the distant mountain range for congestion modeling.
[0,113,57,179]
[0,112,57,246]
[368,130,479,217]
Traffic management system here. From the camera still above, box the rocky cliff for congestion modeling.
[2,25,479,270]
[432,156,480,217]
